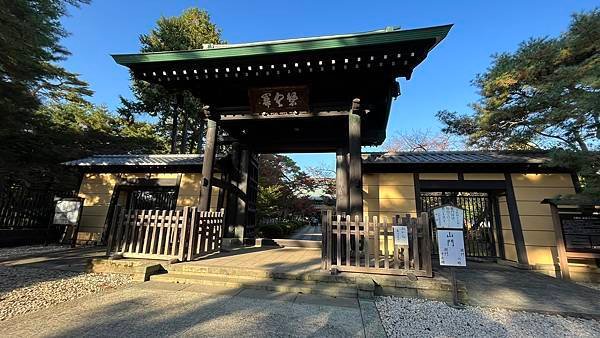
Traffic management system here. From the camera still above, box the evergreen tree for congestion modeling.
[437,9,600,196]
[118,8,224,154]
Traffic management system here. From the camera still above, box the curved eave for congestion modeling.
[112,24,452,66]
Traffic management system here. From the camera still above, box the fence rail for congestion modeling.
[0,183,74,229]
[106,206,224,261]
[322,211,432,277]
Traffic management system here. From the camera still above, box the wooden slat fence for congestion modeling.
[0,183,74,229]
[106,206,225,261]
[321,211,433,277]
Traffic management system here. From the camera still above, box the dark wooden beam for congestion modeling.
[504,173,529,265]
[413,173,422,212]
[419,180,506,191]
[235,147,250,239]
[348,98,363,217]
[199,108,219,211]
[491,194,506,260]
[336,146,349,214]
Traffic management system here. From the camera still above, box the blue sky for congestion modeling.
[60,1,598,174]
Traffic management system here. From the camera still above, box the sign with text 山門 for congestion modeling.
[433,205,464,230]
[392,226,409,246]
[437,229,466,266]
[249,86,309,114]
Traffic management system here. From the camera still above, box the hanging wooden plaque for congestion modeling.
[249,86,309,114]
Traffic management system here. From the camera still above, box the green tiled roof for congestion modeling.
[112,24,452,66]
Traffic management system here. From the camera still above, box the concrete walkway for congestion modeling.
[438,262,600,316]
[289,224,322,241]
[0,281,386,337]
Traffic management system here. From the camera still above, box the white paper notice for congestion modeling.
[433,205,464,229]
[392,226,409,246]
[436,229,466,266]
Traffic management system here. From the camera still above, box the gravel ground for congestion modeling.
[0,266,132,321]
[0,245,70,259]
[376,296,600,337]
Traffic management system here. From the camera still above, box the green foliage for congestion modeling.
[547,150,600,197]
[0,101,167,188]
[257,185,284,219]
[438,9,599,151]
[257,154,321,221]
[0,0,92,111]
[119,8,224,153]
[437,9,600,196]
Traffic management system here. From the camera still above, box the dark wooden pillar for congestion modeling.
[348,98,363,217]
[199,107,219,211]
[235,147,250,240]
[336,146,349,214]
[225,142,241,237]
[504,173,529,265]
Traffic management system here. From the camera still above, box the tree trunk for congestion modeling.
[196,118,205,154]
[188,124,198,153]
[180,108,189,153]
[170,104,178,154]
[574,130,589,152]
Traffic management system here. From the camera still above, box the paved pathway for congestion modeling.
[0,281,385,337]
[289,224,322,241]
[438,262,600,316]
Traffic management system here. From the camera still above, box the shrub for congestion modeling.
[256,223,283,239]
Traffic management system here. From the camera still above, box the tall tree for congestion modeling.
[0,0,96,187]
[0,0,92,117]
[118,8,224,154]
[437,9,600,196]
[437,9,599,151]
[257,154,320,220]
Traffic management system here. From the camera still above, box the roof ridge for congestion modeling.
[113,24,453,57]
[363,150,549,155]
[91,154,203,158]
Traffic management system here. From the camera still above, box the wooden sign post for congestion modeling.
[432,204,466,306]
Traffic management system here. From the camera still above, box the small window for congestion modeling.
[126,187,177,210]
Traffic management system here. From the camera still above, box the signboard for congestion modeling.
[53,199,83,226]
[437,229,466,266]
[392,225,409,246]
[249,86,309,114]
[433,205,464,229]
[560,215,600,252]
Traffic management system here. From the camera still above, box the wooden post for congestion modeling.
[450,267,459,306]
[235,147,249,240]
[420,212,433,277]
[348,98,363,217]
[225,142,240,236]
[550,204,571,280]
[504,173,529,266]
[336,146,349,214]
[199,107,219,211]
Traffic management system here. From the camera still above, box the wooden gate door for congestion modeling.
[321,211,433,277]
[106,206,225,261]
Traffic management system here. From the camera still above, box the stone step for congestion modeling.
[166,264,358,284]
[149,272,359,298]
